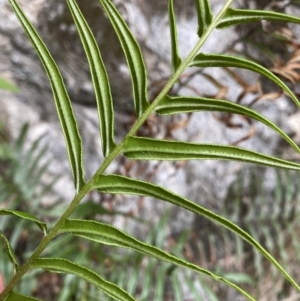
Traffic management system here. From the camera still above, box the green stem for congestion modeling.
[0,1,233,299]
[127,0,234,138]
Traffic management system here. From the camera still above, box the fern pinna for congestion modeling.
[1,0,300,300]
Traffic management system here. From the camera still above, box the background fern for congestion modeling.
[0,124,214,300]
[1,0,300,300]
[2,124,298,300]
[181,167,300,300]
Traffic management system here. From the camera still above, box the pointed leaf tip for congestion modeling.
[32,258,136,301]
[60,219,256,301]
[90,174,300,292]
[190,53,300,108]
[156,95,300,155]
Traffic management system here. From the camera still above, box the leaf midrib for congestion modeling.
[0,1,235,299]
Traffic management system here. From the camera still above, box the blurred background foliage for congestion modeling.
[0,117,300,300]
[0,122,224,300]
[2,0,300,300]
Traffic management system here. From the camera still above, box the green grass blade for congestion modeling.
[126,268,139,296]
[196,0,213,37]
[168,0,181,73]
[0,246,11,285]
[248,225,263,278]
[98,0,149,117]
[223,273,254,285]
[32,258,136,301]
[8,0,85,192]
[15,124,29,157]
[0,231,19,272]
[217,8,300,29]
[6,291,44,301]
[57,274,78,301]
[0,209,47,234]
[21,134,47,170]
[90,174,300,291]
[56,249,89,301]
[139,259,153,301]
[185,270,203,301]
[66,0,116,157]
[170,272,182,301]
[190,53,300,108]
[59,219,256,301]
[154,265,167,301]
[124,137,300,171]
[0,78,18,92]
[116,270,126,295]
[288,223,300,263]
[156,95,300,154]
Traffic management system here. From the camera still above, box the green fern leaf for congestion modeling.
[217,8,300,29]
[190,53,300,108]
[66,0,116,157]
[124,137,300,171]
[32,258,136,301]
[8,0,85,192]
[168,0,181,73]
[60,219,256,301]
[196,0,213,37]
[0,209,47,234]
[98,0,149,117]
[156,95,300,154]
[0,231,19,272]
[91,174,300,291]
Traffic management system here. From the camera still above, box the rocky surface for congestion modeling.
[1,1,300,298]
[0,0,233,200]
[0,0,299,219]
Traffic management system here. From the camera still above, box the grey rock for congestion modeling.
[0,2,300,298]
